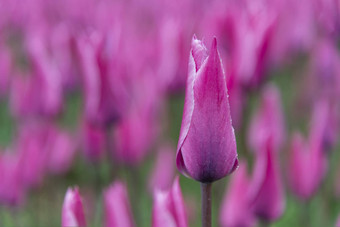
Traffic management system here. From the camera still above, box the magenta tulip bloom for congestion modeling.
[248,84,285,153]
[250,139,285,221]
[148,146,175,193]
[0,151,25,206]
[288,132,325,200]
[219,161,256,227]
[103,181,135,227]
[62,187,87,227]
[176,36,238,183]
[81,121,106,163]
[47,129,75,175]
[152,177,188,227]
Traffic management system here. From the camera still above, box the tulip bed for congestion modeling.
[1,0,340,227]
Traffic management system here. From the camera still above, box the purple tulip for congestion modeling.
[0,46,11,98]
[152,177,188,227]
[76,33,129,126]
[249,138,285,221]
[46,129,76,175]
[148,145,175,193]
[81,121,106,163]
[288,132,325,200]
[113,74,160,166]
[16,125,48,188]
[26,33,64,116]
[248,84,285,153]
[0,151,25,206]
[219,161,256,227]
[176,36,238,183]
[62,187,87,227]
[103,181,135,227]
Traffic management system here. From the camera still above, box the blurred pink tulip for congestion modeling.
[219,161,256,227]
[176,36,238,183]
[113,73,160,166]
[26,32,64,116]
[148,146,175,193]
[62,187,87,227]
[288,132,325,200]
[80,121,106,163]
[103,181,135,227]
[17,125,47,188]
[77,33,129,126]
[250,138,285,221]
[0,47,11,98]
[47,129,76,175]
[272,0,316,64]
[152,177,188,227]
[248,84,285,153]
[0,151,25,206]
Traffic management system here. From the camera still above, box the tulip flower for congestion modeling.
[176,36,238,227]
[176,36,238,183]
[113,73,160,166]
[81,121,106,163]
[17,125,47,188]
[62,187,87,227]
[0,47,11,98]
[288,132,325,200]
[148,145,175,193]
[47,129,76,175]
[76,33,129,126]
[248,84,285,153]
[219,161,256,227]
[250,138,285,221]
[103,181,135,227]
[152,177,187,227]
[0,151,25,206]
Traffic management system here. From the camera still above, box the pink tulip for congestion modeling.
[148,146,175,193]
[250,138,285,221]
[47,129,76,175]
[152,177,188,227]
[248,84,285,153]
[288,132,325,200]
[80,121,106,163]
[103,181,135,227]
[219,161,256,227]
[0,46,11,98]
[176,36,238,183]
[113,73,160,166]
[76,33,129,126]
[0,150,25,206]
[26,32,64,116]
[62,187,87,227]
[16,125,48,188]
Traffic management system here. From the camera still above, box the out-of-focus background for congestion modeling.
[0,0,340,226]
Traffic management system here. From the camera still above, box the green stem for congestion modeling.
[201,183,212,227]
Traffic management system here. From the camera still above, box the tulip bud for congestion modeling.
[62,187,86,227]
[176,36,238,183]
[0,151,25,206]
[248,84,285,153]
[148,146,175,193]
[250,138,285,221]
[103,181,135,227]
[219,161,256,227]
[152,177,188,227]
[288,133,325,200]
[81,121,106,163]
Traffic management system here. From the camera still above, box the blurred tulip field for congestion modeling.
[1,0,340,226]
